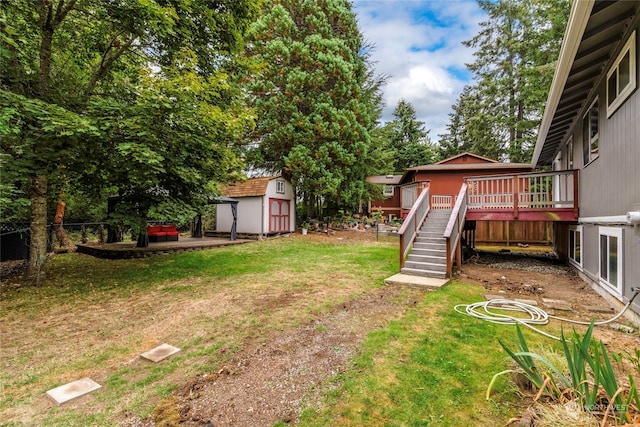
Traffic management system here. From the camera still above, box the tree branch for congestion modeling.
[82,36,135,103]
[53,0,78,27]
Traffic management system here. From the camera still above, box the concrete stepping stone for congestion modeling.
[542,298,571,311]
[585,305,614,313]
[515,298,538,306]
[140,343,181,363]
[46,377,101,405]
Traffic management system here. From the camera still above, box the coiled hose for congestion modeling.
[453,287,640,340]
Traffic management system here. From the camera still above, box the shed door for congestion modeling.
[269,198,290,233]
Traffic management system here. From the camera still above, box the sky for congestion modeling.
[351,0,487,140]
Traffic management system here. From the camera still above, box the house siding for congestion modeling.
[563,24,640,318]
[369,188,401,219]
[578,87,640,217]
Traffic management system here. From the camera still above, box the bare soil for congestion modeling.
[3,230,638,427]
[122,231,638,427]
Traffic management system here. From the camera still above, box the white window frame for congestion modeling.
[606,31,636,118]
[568,225,582,270]
[598,226,623,296]
[566,136,573,170]
[383,185,394,196]
[582,98,599,166]
[276,179,285,194]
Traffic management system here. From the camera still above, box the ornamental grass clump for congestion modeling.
[488,322,640,425]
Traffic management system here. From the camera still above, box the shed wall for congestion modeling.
[264,179,296,232]
[217,197,263,234]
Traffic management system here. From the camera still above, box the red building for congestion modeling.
[369,152,533,219]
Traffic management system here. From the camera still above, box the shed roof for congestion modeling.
[222,176,283,198]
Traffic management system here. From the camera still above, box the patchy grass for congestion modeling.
[2,235,561,426]
[298,281,557,427]
[0,237,399,425]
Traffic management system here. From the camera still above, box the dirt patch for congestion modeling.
[120,285,422,426]
[461,251,639,372]
[462,251,598,316]
[122,249,639,427]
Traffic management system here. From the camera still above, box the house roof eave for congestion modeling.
[531,0,594,168]
[533,1,640,168]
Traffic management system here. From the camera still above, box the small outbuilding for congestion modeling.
[215,175,295,238]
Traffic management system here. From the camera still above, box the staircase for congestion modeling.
[400,210,451,279]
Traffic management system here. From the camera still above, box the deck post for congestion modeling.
[445,238,452,277]
[512,175,519,219]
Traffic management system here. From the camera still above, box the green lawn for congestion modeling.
[298,280,546,427]
[0,236,554,426]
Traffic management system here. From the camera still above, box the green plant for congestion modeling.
[488,322,640,425]
[621,349,640,373]
[487,324,569,401]
[370,210,384,223]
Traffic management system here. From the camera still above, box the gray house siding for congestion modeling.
[555,22,640,321]
[533,2,640,323]
[577,85,640,218]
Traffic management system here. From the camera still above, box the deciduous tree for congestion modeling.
[0,0,260,278]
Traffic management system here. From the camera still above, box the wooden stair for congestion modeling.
[400,210,451,279]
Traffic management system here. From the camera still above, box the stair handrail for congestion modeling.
[398,184,430,269]
[444,183,468,277]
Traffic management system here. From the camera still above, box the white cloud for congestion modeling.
[352,0,486,138]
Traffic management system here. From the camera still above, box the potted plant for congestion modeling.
[300,221,310,235]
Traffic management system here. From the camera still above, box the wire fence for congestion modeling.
[0,222,112,262]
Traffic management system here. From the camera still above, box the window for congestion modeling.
[566,136,573,170]
[568,225,582,268]
[383,185,394,196]
[276,180,285,194]
[599,227,623,295]
[607,31,636,117]
[582,99,599,166]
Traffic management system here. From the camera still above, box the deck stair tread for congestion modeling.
[402,209,453,280]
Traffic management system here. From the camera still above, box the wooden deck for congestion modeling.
[465,170,578,221]
[76,237,254,259]
[398,170,579,277]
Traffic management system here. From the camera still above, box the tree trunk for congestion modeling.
[54,198,76,253]
[27,175,49,282]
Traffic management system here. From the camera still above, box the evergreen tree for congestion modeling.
[386,99,436,170]
[245,0,383,218]
[439,0,569,163]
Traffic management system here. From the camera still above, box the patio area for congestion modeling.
[76,237,253,259]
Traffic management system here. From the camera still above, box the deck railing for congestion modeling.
[466,170,578,215]
[398,184,430,269]
[431,195,454,210]
[401,183,418,210]
[444,184,468,277]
